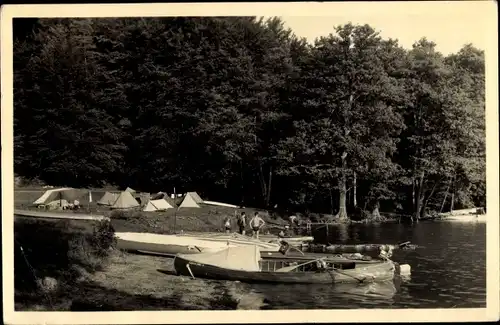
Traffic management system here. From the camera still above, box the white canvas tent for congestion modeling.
[178,192,203,208]
[33,188,87,209]
[33,188,72,205]
[143,199,174,212]
[110,191,140,209]
[97,192,119,206]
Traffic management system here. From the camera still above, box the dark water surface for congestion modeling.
[240,221,486,309]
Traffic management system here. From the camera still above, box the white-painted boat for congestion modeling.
[14,209,109,221]
[115,232,236,255]
[178,231,313,245]
[176,234,281,251]
[441,214,487,222]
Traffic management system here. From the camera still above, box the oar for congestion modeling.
[329,267,367,284]
[275,258,324,273]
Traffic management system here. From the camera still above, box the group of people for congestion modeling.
[224,211,266,239]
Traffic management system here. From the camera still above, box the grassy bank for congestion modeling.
[14,217,266,311]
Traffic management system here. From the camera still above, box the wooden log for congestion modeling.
[303,242,418,254]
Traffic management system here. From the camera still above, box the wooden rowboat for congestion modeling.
[172,246,398,284]
[115,232,236,255]
[176,233,281,251]
[177,232,312,246]
[115,232,282,256]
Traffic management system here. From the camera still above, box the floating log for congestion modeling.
[301,242,419,254]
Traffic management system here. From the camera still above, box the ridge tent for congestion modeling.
[143,199,174,212]
[187,192,203,204]
[97,192,119,206]
[178,192,203,209]
[33,188,87,208]
[110,191,140,210]
[33,188,72,205]
[151,192,178,208]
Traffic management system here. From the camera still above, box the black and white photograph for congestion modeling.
[2,1,499,324]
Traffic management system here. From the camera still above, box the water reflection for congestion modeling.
[307,221,486,309]
[250,280,400,309]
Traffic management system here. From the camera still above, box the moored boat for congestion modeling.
[115,232,236,255]
[174,233,281,251]
[177,231,313,246]
[171,245,399,284]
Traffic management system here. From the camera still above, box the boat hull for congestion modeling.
[115,233,232,255]
[259,251,380,264]
[173,256,396,284]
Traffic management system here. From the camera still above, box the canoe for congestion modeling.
[172,245,398,284]
[440,214,487,223]
[176,234,281,251]
[115,232,235,255]
[14,209,109,221]
[177,232,313,245]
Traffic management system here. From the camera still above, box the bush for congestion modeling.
[14,217,116,300]
[109,209,142,220]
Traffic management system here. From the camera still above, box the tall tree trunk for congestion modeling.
[257,160,267,205]
[422,179,440,217]
[440,175,453,213]
[353,171,357,208]
[411,177,416,212]
[329,186,334,215]
[414,171,426,220]
[240,160,245,206]
[450,190,455,212]
[265,166,272,207]
[337,152,348,220]
[371,199,382,221]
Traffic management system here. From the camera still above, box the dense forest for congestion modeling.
[13,17,486,220]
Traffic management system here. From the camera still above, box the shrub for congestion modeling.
[14,217,116,301]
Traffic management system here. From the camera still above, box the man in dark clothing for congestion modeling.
[237,212,246,235]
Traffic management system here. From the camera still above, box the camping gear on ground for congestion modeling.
[171,245,401,284]
[115,232,235,255]
[178,192,203,208]
[110,191,140,209]
[143,199,174,212]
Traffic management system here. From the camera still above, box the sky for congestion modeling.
[277,6,491,56]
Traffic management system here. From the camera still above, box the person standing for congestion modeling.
[237,212,247,235]
[224,216,231,233]
[250,211,266,239]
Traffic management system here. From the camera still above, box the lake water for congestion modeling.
[236,220,487,309]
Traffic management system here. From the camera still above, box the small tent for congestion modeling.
[151,192,178,208]
[125,187,136,193]
[33,188,87,208]
[143,199,174,212]
[188,192,203,204]
[178,192,203,209]
[97,192,119,206]
[110,191,140,209]
[33,188,72,205]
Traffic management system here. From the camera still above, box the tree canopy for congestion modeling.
[13,17,486,220]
